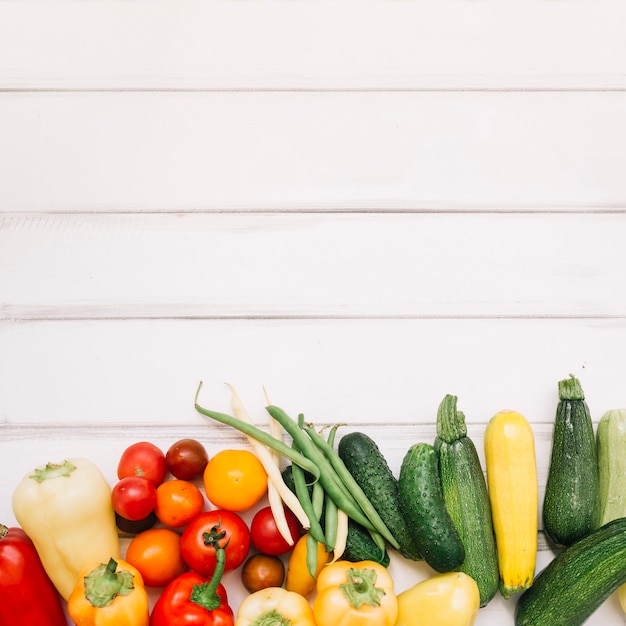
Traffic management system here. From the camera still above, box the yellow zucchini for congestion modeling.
[484,410,538,598]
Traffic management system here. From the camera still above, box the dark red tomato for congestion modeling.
[241,553,285,593]
[111,476,157,521]
[117,441,166,486]
[180,510,250,576]
[250,505,302,556]
[165,438,209,480]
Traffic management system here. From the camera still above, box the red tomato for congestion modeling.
[250,506,302,556]
[111,476,157,521]
[117,441,166,486]
[180,510,250,576]
[165,438,209,480]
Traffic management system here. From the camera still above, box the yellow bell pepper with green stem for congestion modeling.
[313,560,397,626]
[68,558,149,626]
[395,572,480,626]
[12,458,121,600]
[235,586,316,626]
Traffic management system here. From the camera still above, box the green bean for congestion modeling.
[323,426,341,552]
[304,424,400,550]
[266,405,383,538]
[194,383,320,480]
[305,530,320,581]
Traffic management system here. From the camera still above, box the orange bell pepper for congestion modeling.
[285,533,329,597]
[313,560,397,626]
[67,558,149,626]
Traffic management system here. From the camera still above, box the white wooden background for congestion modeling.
[1,1,626,623]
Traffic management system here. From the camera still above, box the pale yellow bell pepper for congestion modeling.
[236,586,316,626]
[395,572,480,626]
[619,584,626,613]
[12,458,121,600]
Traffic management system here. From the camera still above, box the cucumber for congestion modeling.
[343,519,390,567]
[398,442,465,573]
[596,408,626,526]
[515,517,626,626]
[337,431,421,561]
[543,375,600,547]
[435,394,499,606]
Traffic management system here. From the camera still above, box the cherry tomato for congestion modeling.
[154,479,205,528]
[165,438,209,480]
[203,449,268,511]
[250,505,302,556]
[111,476,157,521]
[125,527,185,587]
[180,510,250,576]
[117,441,166,486]
[241,553,285,593]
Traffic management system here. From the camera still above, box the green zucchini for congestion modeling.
[398,442,464,572]
[543,375,600,547]
[434,394,499,606]
[596,408,626,525]
[337,431,421,561]
[515,517,626,626]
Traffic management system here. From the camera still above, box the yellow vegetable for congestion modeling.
[395,572,480,626]
[12,458,121,600]
[285,532,329,597]
[235,586,316,626]
[619,583,626,613]
[484,410,538,598]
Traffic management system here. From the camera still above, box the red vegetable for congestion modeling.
[0,524,67,626]
[150,545,234,626]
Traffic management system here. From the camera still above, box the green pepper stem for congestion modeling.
[190,547,226,612]
[340,566,385,609]
[83,558,135,608]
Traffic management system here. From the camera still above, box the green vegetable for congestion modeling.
[515,517,626,626]
[434,394,499,606]
[596,408,626,525]
[398,442,464,572]
[342,520,390,567]
[337,431,421,561]
[543,375,600,547]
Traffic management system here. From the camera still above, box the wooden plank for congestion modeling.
[1,92,626,212]
[2,212,626,319]
[1,0,626,91]
[0,317,622,427]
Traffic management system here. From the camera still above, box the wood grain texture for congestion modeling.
[1,92,626,212]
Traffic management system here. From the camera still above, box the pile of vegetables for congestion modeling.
[1,374,625,626]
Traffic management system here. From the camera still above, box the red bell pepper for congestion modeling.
[0,523,67,626]
[150,543,234,626]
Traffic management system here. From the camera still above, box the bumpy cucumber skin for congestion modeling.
[343,519,390,567]
[543,378,600,548]
[435,435,499,607]
[398,442,465,573]
[515,518,626,626]
[338,431,421,561]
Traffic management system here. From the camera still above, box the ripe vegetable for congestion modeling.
[154,479,205,528]
[484,409,538,598]
[285,532,330,597]
[180,510,250,576]
[543,375,600,547]
[515,517,626,626]
[11,457,121,600]
[395,571,480,626]
[111,476,157,521]
[236,586,316,626]
[125,528,185,588]
[67,558,149,626]
[342,520,390,567]
[398,442,464,573]
[241,554,286,593]
[250,505,302,556]
[165,438,209,480]
[150,548,234,626]
[118,441,166,486]
[203,449,268,512]
[338,431,421,561]
[435,395,499,606]
[313,559,398,626]
[0,524,67,626]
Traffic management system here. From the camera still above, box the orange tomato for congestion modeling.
[154,479,205,528]
[203,449,268,511]
[125,527,185,587]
